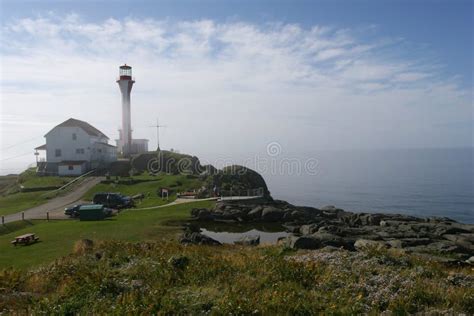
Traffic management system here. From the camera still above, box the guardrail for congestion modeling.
[41,169,96,196]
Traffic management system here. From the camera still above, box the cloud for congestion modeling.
[0,13,472,173]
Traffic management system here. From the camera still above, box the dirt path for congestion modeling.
[3,177,103,223]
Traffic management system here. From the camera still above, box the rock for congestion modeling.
[311,232,354,250]
[261,206,285,222]
[234,235,260,246]
[466,256,474,265]
[426,216,457,223]
[183,223,201,233]
[283,236,322,250]
[321,205,337,211]
[354,239,387,251]
[317,225,342,234]
[356,213,384,226]
[290,210,305,220]
[404,241,462,255]
[180,232,221,246]
[282,211,294,221]
[191,208,214,221]
[130,279,144,288]
[168,255,190,269]
[385,238,432,249]
[282,223,300,233]
[295,206,322,217]
[442,234,474,251]
[300,224,319,235]
[247,206,263,219]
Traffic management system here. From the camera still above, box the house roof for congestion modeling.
[96,142,117,148]
[47,118,109,139]
[35,144,46,150]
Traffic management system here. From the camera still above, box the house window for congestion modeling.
[72,133,77,140]
[76,148,85,154]
[98,149,102,153]
[55,149,61,157]
[68,165,74,170]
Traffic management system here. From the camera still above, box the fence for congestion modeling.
[218,187,265,198]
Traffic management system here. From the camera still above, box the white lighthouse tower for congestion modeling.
[117,64,134,157]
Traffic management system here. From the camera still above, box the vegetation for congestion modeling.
[0,200,215,269]
[1,240,472,314]
[0,191,53,217]
[0,199,472,314]
[17,168,75,189]
[131,150,203,175]
[1,167,471,313]
[83,173,203,207]
[0,169,77,216]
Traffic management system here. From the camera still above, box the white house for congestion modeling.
[35,118,117,176]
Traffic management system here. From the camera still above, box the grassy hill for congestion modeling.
[83,173,203,208]
[0,200,215,269]
[1,222,473,314]
[0,189,472,314]
[0,169,78,216]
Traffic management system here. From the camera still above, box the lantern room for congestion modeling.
[119,64,132,80]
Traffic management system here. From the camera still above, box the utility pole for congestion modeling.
[150,118,166,151]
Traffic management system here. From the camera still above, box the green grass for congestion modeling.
[18,168,75,188]
[0,168,78,216]
[83,174,203,207]
[0,191,55,216]
[0,198,472,314]
[0,200,215,269]
[1,238,472,314]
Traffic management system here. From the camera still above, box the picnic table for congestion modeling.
[11,233,39,246]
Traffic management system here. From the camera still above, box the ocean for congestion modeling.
[262,147,474,224]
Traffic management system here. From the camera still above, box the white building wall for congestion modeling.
[45,126,116,170]
[46,127,92,163]
[58,163,86,176]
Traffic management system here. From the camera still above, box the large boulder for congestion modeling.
[180,232,221,246]
[247,206,263,219]
[234,235,260,246]
[441,234,474,252]
[132,150,203,175]
[261,206,285,222]
[191,208,214,221]
[282,236,322,250]
[212,165,271,198]
[311,232,354,250]
[300,224,319,235]
[404,241,463,255]
[354,239,387,251]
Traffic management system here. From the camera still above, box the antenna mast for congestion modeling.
[150,118,166,151]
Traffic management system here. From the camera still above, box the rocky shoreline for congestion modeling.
[185,199,474,264]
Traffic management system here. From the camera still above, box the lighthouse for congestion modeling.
[117,64,135,157]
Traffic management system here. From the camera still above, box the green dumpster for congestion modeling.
[79,204,106,221]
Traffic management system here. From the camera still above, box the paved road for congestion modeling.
[3,177,103,224]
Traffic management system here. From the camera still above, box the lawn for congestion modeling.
[0,200,215,269]
[0,168,78,216]
[18,168,75,188]
[0,191,55,217]
[83,173,203,207]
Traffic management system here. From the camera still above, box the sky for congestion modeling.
[0,0,473,174]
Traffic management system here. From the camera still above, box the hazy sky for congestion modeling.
[0,0,472,174]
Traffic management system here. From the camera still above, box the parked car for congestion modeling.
[78,204,115,221]
[64,204,86,217]
[92,192,133,209]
